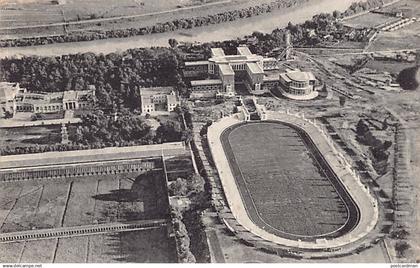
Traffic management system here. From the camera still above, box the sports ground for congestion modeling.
[0,170,177,263]
[220,121,359,241]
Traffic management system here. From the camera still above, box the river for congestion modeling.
[0,0,356,58]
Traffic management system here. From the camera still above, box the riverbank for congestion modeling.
[0,0,355,58]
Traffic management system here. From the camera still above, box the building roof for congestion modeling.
[263,57,278,62]
[263,73,280,82]
[191,79,223,86]
[246,62,264,74]
[237,46,253,56]
[63,90,78,101]
[0,142,186,170]
[211,48,225,57]
[167,94,179,104]
[281,71,316,82]
[218,64,235,76]
[184,61,209,66]
[140,95,152,105]
[0,82,20,101]
[140,87,174,95]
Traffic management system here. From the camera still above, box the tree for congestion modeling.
[187,174,205,195]
[168,38,179,48]
[155,120,183,143]
[395,241,410,258]
[339,95,346,107]
[168,178,189,196]
[333,10,341,19]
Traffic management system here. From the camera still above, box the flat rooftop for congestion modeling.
[237,46,253,56]
[247,62,264,74]
[280,71,316,82]
[211,48,226,57]
[219,64,235,76]
[0,142,186,170]
[191,79,223,86]
[184,61,209,66]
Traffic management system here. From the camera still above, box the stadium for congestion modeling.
[220,121,359,241]
[207,111,379,250]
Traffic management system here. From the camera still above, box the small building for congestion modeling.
[0,82,22,117]
[139,87,180,115]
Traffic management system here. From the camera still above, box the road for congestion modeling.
[298,48,420,56]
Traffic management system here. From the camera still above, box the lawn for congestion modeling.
[0,125,61,150]
[221,121,357,241]
[0,0,229,39]
[368,22,420,52]
[0,170,169,233]
[343,13,399,29]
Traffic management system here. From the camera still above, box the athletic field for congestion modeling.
[221,121,359,241]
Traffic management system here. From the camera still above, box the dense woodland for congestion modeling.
[1,47,187,106]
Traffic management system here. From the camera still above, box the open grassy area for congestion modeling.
[0,0,225,27]
[343,13,399,29]
[221,121,356,241]
[368,22,420,51]
[0,0,235,38]
[0,170,169,233]
[378,0,420,18]
[0,125,61,149]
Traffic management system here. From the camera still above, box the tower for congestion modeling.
[61,123,70,144]
[284,30,293,61]
[415,50,420,90]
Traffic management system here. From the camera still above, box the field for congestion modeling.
[343,13,399,29]
[0,0,225,27]
[0,125,61,149]
[0,0,249,39]
[0,171,168,233]
[378,0,420,18]
[368,22,420,51]
[364,60,414,76]
[221,121,358,241]
[0,228,177,263]
[0,0,357,41]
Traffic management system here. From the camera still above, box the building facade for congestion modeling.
[277,71,318,100]
[0,82,95,118]
[139,87,180,114]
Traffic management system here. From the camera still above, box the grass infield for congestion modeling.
[220,121,359,241]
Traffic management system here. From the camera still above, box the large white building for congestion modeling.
[184,46,318,100]
[139,87,180,115]
[0,82,95,118]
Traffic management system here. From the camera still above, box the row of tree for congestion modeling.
[0,113,189,156]
[0,0,303,48]
[341,0,387,17]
